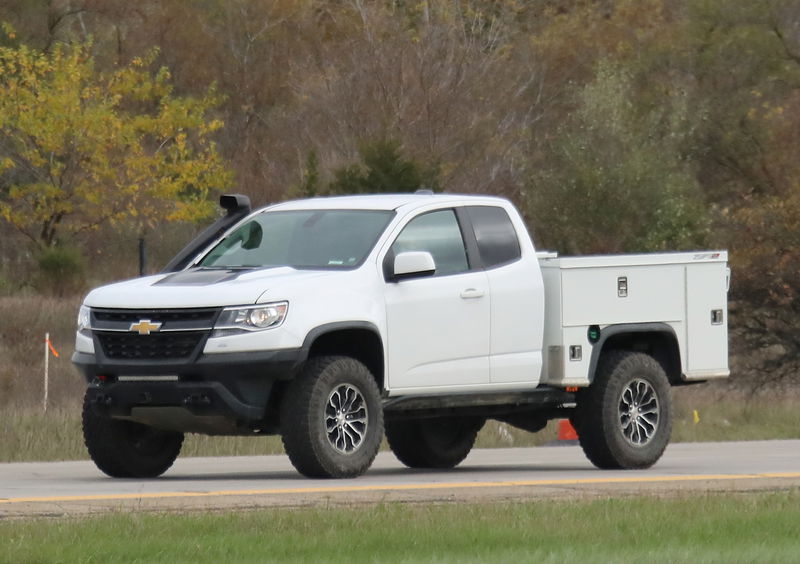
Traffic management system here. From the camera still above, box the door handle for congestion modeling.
[460,288,485,299]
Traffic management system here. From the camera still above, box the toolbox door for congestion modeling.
[685,263,729,376]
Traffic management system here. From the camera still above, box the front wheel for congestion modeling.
[576,351,672,469]
[280,356,383,478]
[82,391,184,478]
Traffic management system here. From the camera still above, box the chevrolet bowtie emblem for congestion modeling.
[129,319,162,335]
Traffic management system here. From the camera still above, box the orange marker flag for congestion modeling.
[46,336,60,358]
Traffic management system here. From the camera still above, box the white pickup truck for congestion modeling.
[73,192,729,479]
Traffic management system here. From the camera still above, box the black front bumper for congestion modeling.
[73,348,303,424]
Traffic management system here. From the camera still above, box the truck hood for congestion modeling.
[83,267,336,309]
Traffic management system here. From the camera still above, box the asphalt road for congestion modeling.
[2,440,799,517]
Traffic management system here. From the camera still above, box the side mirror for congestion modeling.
[241,221,263,250]
[392,251,436,281]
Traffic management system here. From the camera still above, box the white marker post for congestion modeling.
[44,332,49,413]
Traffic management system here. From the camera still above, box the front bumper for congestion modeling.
[73,349,302,426]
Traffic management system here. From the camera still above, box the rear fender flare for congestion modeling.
[588,323,681,384]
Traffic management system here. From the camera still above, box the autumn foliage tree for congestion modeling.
[0,31,232,250]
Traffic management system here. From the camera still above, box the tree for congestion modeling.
[328,139,438,195]
[296,150,321,198]
[0,31,232,249]
[526,61,709,254]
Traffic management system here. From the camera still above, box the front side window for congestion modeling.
[390,209,469,276]
[199,209,394,269]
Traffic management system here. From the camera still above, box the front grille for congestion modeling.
[97,331,205,360]
[93,308,218,324]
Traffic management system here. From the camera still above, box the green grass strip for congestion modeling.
[2,491,800,563]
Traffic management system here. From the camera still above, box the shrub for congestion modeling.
[328,139,438,195]
[35,246,86,296]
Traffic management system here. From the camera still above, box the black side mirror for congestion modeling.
[241,221,263,250]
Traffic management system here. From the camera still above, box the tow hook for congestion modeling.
[183,394,211,407]
[94,394,113,406]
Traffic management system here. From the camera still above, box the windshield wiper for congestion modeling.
[195,265,257,271]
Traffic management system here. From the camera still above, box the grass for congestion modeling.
[2,295,798,462]
[2,392,799,463]
[2,491,800,563]
[0,295,85,409]
[0,407,286,462]
[671,389,800,442]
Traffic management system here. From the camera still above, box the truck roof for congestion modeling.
[265,193,509,212]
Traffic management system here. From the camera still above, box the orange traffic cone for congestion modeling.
[557,419,579,441]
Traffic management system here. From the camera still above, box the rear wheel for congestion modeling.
[82,391,184,478]
[280,356,383,478]
[576,351,672,469]
[386,416,485,469]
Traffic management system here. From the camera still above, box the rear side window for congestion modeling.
[466,206,521,269]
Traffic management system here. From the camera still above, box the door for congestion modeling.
[384,209,490,392]
[685,262,729,376]
[464,205,545,385]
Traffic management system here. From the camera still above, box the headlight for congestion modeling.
[77,305,92,335]
[212,302,288,336]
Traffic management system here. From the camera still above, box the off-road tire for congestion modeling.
[280,356,383,478]
[386,416,485,469]
[577,351,672,469]
[82,390,184,478]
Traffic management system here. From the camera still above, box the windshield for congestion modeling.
[198,209,395,269]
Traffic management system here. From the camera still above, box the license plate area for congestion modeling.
[117,375,179,382]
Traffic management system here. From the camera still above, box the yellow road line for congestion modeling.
[2,473,800,505]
